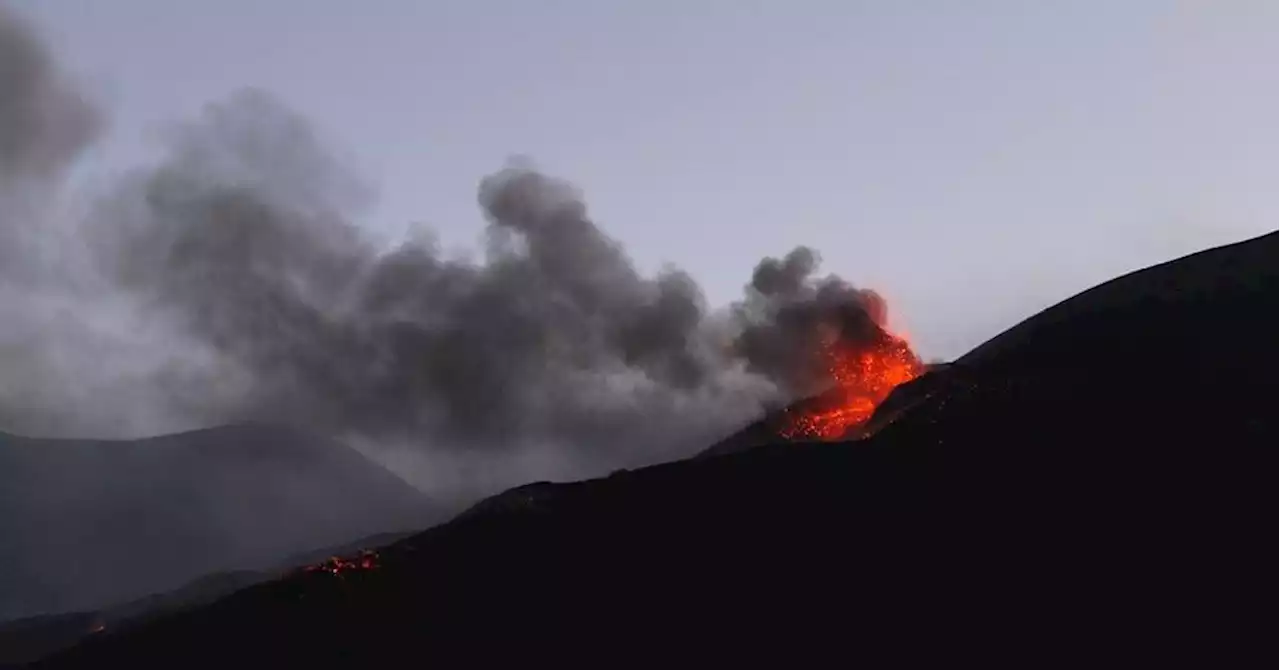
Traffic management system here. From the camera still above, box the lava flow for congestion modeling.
[779,332,924,441]
[303,549,380,577]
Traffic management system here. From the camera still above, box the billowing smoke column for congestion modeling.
[732,246,894,399]
[1,7,909,479]
[0,7,116,435]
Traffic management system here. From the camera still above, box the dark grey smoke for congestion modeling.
[0,6,905,489]
[0,6,98,276]
[0,8,97,183]
[0,6,123,436]
[732,246,894,398]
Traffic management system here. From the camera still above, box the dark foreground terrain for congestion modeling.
[0,424,438,623]
[0,530,412,666]
[31,232,1279,667]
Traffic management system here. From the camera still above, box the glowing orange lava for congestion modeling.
[303,549,380,577]
[779,332,923,441]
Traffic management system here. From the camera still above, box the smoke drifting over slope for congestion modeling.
[0,7,907,481]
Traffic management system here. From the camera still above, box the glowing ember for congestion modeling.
[779,332,923,440]
[303,549,380,576]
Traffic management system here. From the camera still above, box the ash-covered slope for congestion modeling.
[0,424,437,622]
[35,232,1278,667]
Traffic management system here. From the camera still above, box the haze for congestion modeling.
[20,0,1275,360]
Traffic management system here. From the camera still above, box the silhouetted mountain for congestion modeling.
[0,530,413,666]
[0,615,96,670]
[30,232,1280,667]
[0,424,438,623]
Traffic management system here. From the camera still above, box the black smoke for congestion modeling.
[1,6,904,489]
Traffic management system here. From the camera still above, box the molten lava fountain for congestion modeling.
[779,330,924,441]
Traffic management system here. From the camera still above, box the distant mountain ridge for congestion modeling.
[0,423,439,622]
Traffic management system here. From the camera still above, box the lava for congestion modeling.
[303,549,380,577]
[779,331,923,440]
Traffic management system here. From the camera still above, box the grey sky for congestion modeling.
[16,0,1278,360]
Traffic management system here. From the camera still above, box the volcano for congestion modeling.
[24,231,1279,668]
[697,358,951,459]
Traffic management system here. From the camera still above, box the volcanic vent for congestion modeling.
[776,328,923,440]
[707,253,928,457]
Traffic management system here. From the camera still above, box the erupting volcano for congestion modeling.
[779,330,924,440]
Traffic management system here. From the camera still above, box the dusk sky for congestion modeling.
[16,0,1277,360]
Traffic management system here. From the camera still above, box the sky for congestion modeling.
[14,0,1278,360]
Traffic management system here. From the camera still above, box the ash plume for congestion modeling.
[0,6,97,276]
[1,6,905,487]
[0,5,118,435]
[732,246,894,399]
[0,9,97,184]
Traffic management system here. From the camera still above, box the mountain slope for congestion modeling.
[0,424,437,621]
[960,230,1276,374]
[0,530,413,666]
[703,231,1277,455]
[35,231,1279,667]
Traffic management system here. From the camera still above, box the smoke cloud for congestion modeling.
[0,6,96,281]
[0,6,903,490]
[732,246,895,398]
[0,9,97,181]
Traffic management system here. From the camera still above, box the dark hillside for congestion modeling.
[34,232,1278,667]
[0,424,437,622]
